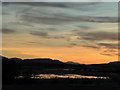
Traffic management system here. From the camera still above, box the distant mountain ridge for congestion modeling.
[24,58,64,64]
[1,56,120,65]
[65,61,80,65]
[2,56,120,75]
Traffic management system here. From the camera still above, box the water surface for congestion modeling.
[30,74,109,79]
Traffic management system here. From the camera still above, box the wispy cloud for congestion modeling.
[30,31,48,37]
[82,45,99,49]
[22,14,118,25]
[3,2,117,26]
[30,31,66,39]
[100,53,114,56]
[74,31,118,41]
[98,43,118,49]
[2,28,17,34]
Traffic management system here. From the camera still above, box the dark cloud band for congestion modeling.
[2,28,17,34]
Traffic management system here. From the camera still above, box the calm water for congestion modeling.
[17,74,109,79]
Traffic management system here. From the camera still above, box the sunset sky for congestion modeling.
[2,2,119,64]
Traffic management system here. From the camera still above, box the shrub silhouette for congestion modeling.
[2,56,21,83]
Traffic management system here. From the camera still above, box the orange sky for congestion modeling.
[2,46,118,64]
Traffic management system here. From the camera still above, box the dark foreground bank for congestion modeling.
[3,78,120,90]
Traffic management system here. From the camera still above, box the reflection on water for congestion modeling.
[29,74,109,79]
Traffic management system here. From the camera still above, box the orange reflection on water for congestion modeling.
[31,74,109,79]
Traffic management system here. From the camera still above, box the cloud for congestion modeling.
[67,43,78,47]
[75,31,118,41]
[2,28,17,34]
[82,42,118,50]
[72,30,119,51]
[99,43,118,57]
[24,41,44,46]
[103,49,118,53]
[100,49,118,56]
[82,45,99,49]
[100,53,114,56]
[98,43,118,49]
[30,31,66,39]
[21,13,118,25]
[2,0,119,3]
[21,15,70,25]
[81,42,118,56]
[7,2,116,25]
[2,2,100,9]
[77,25,94,30]
[30,31,48,37]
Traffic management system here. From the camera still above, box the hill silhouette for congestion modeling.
[65,61,82,65]
[2,56,120,76]
[24,58,64,64]
[1,56,120,71]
